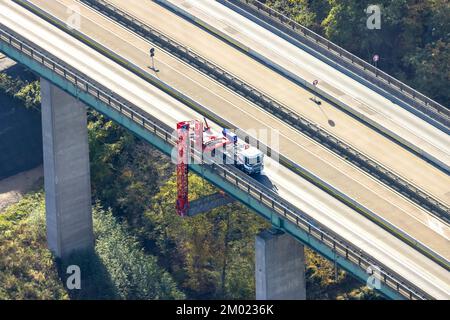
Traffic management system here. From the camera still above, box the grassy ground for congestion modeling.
[0,192,67,299]
[0,192,184,300]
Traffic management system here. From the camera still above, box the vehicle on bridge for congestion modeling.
[176,118,264,216]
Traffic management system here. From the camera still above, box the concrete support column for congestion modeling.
[41,78,94,258]
[255,230,306,300]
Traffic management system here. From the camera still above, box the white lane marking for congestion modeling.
[266,166,450,296]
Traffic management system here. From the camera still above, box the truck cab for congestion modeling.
[237,145,264,175]
[222,128,264,175]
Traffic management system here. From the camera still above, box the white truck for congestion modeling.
[221,128,264,175]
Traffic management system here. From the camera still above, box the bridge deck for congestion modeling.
[27,0,450,260]
[1,0,449,298]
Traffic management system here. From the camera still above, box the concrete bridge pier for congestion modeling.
[255,229,306,300]
[41,78,94,258]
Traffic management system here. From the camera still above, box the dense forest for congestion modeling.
[2,0,447,300]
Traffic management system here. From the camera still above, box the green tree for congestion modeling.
[141,173,269,299]
[263,0,326,30]
[0,73,40,109]
[15,81,41,109]
[90,204,185,300]
[0,192,184,300]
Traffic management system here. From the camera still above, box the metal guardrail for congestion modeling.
[222,0,450,129]
[0,23,432,300]
[81,0,450,223]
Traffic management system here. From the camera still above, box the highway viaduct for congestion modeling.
[0,0,449,300]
